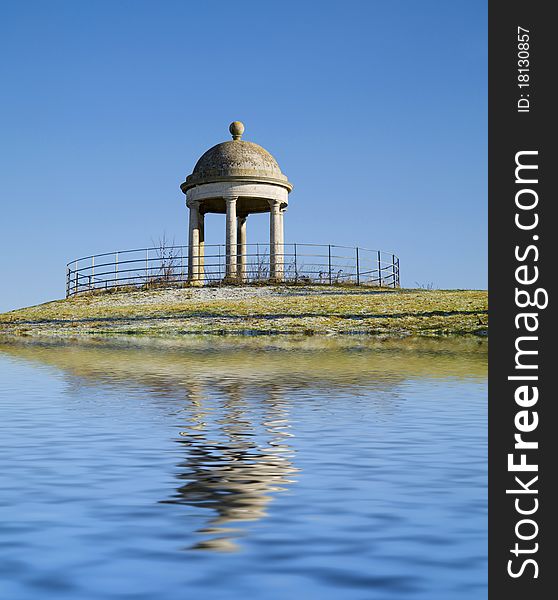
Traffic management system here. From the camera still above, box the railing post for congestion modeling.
[146,249,149,284]
[294,243,298,283]
[115,252,119,288]
[397,257,401,287]
[356,247,360,286]
[392,254,396,288]
[377,250,382,287]
[74,261,78,294]
[66,266,70,297]
[218,244,222,284]
[91,256,95,290]
[328,245,332,284]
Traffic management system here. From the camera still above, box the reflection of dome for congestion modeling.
[181,122,292,192]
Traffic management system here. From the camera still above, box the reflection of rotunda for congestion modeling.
[181,122,292,283]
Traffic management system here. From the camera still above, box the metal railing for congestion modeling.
[66,244,400,297]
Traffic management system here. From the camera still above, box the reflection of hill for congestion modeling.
[0,337,487,393]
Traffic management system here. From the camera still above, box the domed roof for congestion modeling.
[181,122,292,192]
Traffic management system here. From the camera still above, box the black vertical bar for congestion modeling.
[490,3,555,599]
[356,247,360,285]
[294,243,298,282]
[377,250,382,287]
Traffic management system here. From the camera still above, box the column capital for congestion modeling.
[268,198,281,212]
[187,199,201,209]
[223,195,239,204]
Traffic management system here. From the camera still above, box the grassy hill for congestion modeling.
[0,285,488,339]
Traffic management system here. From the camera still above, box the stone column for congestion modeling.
[278,207,285,281]
[279,207,285,258]
[198,212,205,283]
[225,196,238,280]
[237,216,247,283]
[269,200,283,281]
[188,201,201,283]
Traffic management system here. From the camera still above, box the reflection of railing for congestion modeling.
[66,244,400,297]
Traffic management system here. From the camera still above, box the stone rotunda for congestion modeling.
[180,121,292,283]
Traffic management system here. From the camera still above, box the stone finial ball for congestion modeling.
[229,121,245,140]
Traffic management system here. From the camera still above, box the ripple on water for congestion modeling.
[0,339,487,600]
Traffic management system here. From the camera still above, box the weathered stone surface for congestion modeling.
[181,122,292,192]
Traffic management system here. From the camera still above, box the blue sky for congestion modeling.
[0,0,487,312]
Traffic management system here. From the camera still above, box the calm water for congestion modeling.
[0,338,487,600]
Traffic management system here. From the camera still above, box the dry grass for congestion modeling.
[0,285,488,338]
